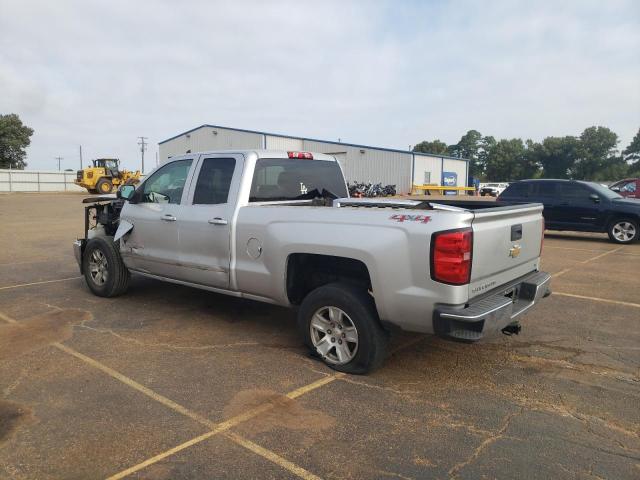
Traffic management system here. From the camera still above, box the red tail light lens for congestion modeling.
[431,228,473,285]
[287,151,313,159]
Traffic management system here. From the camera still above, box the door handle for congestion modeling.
[208,217,228,225]
[161,214,177,222]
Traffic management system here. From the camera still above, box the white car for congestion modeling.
[480,183,509,197]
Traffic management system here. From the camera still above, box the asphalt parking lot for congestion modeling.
[1,192,639,480]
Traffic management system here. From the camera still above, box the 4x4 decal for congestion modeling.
[389,214,432,224]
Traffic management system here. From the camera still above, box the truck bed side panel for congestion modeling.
[234,205,473,334]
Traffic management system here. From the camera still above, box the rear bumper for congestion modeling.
[433,271,551,341]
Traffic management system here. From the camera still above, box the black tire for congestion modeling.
[298,283,389,374]
[96,178,113,194]
[607,218,639,244]
[82,237,130,297]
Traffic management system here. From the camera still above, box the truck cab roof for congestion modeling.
[167,150,338,163]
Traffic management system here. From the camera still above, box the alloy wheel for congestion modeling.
[612,221,636,242]
[310,306,359,365]
[89,249,108,285]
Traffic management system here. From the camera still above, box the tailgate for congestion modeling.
[468,204,544,299]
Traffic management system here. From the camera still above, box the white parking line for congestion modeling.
[0,309,334,480]
[0,276,82,291]
[545,245,640,256]
[553,292,640,309]
[552,246,623,278]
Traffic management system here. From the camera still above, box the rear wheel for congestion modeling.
[298,283,388,374]
[607,218,639,244]
[83,237,130,297]
[96,178,113,194]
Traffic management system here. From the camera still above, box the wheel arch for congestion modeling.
[285,253,374,306]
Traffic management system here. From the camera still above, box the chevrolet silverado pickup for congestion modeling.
[73,150,551,373]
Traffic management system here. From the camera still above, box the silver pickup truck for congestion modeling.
[73,149,551,373]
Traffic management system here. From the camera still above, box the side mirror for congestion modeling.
[610,186,620,192]
[589,193,600,203]
[118,184,136,200]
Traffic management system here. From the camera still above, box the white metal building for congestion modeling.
[158,125,469,195]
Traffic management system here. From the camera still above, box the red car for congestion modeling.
[610,178,639,199]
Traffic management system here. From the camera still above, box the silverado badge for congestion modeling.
[509,244,522,258]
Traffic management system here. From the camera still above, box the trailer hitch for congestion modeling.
[501,323,522,336]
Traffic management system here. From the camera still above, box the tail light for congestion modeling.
[288,151,313,159]
[430,228,473,285]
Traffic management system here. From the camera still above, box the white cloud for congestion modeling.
[0,0,638,171]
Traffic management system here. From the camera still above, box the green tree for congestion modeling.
[477,135,496,178]
[412,139,449,155]
[531,136,579,179]
[0,114,34,169]
[448,129,483,176]
[523,139,542,179]
[623,128,640,173]
[484,138,540,181]
[573,126,618,180]
[591,155,628,181]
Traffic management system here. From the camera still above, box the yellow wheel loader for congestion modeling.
[75,158,141,194]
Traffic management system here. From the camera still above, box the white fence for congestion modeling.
[0,169,85,192]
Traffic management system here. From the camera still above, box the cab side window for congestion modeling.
[141,159,193,204]
[532,182,557,199]
[559,183,591,203]
[193,158,236,204]
[621,181,637,193]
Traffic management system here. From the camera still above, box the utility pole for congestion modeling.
[79,145,83,169]
[55,156,63,171]
[137,136,148,173]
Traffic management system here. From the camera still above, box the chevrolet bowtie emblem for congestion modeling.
[509,244,522,258]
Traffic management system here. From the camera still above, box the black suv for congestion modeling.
[498,179,640,244]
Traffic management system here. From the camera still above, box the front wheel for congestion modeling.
[607,218,639,244]
[82,237,130,297]
[298,283,389,374]
[96,178,113,194]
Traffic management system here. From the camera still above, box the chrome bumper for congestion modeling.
[73,239,85,272]
[434,271,551,341]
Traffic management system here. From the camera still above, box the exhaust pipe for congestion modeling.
[502,323,521,336]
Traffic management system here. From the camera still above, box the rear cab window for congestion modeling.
[250,158,347,202]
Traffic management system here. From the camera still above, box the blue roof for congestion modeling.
[159,124,470,162]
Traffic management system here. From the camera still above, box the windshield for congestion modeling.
[585,181,622,199]
[95,159,118,168]
[249,158,347,202]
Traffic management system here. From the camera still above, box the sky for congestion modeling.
[1,0,639,172]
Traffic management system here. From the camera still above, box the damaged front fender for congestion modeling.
[114,219,133,242]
